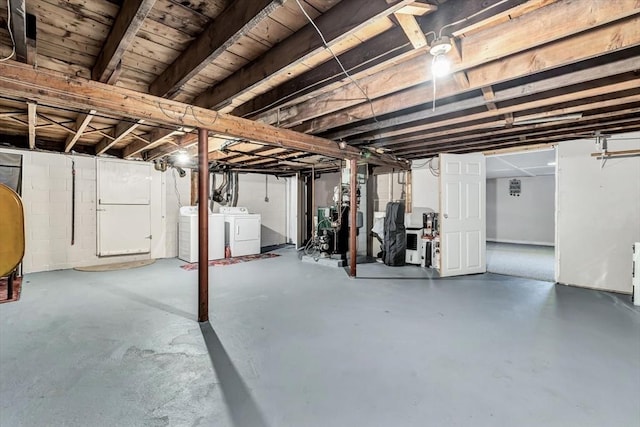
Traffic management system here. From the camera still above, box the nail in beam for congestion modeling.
[349,158,357,277]
[198,128,209,322]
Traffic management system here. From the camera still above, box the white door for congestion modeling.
[97,159,152,256]
[439,153,486,277]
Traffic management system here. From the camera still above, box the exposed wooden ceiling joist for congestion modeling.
[0,0,638,166]
[149,0,286,98]
[396,107,640,157]
[8,0,26,63]
[394,12,428,49]
[296,14,640,137]
[262,0,640,131]
[64,111,97,152]
[369,79,640,144]
[329,54,640,143]
[233,0,530,119]
[192,0,415,110]
[0,61,407,168]
[95,120,144,155]
[27,101,36,149]
[92,0,157,84]
[122,128,181,159]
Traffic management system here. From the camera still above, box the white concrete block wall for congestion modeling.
[0,147,186,273]
[165,168,191,257]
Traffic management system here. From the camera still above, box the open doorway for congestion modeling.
[485,148,556,282]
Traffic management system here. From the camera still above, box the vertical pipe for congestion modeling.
[71,159,76,245]
[190,170,198,206]
[198,128,209,323]
[349,158,357,277]
[311,165,315,237]
[406,169,412,213]
[366,164,375,257]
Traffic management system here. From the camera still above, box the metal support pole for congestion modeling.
[349,158,357,277]
[198,128,209,322]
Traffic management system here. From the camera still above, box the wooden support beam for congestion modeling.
[149,0,285,98]
[8,0,26,63]
[393,101,640,155]
[25,12,36,66]
[349,158,357,277]
[65,110,96,152]
[311,23,640,140]
[481,86,497,111]
[388,94,640,151]
[0,110,24,117]
[197,127,209,323]
[267,0,640,132]
[232,0,529,119]
[373,78,640,144]
[504,112,514,128]
[27,101,36,149]
[407,119,640,157]
[122,128,181,158]
[193,0,415,110]
[452,71,470,90]
[395,12,428,49]
[397,1,437,16]
[92,0,156,83]
[0,61,408,168]
[95,120,144,155]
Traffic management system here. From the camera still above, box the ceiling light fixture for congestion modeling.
[175,150,190,165]
[428,36,453,112]
[429,36,452,77]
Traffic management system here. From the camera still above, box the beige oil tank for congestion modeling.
[0,183,25,277]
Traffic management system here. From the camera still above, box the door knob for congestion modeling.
[443,214,448,218]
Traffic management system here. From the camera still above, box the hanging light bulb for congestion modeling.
[429,36,452,77]
[428,36,453,112]
[175,150,190,165]
[432,54,450,77]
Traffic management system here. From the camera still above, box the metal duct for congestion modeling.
[209,170,238,207]
[229,172,239,207]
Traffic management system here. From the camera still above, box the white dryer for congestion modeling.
[220,206,261,257]
[178,207,225,263]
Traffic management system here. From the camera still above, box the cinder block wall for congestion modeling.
[0,147,189,273]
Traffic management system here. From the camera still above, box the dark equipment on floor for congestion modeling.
[383,202,406,266]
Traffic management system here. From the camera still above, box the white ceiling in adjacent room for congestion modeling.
[486,148,557,179]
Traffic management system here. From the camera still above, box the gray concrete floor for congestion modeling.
[487,242,556,282]
[1,247,639,427]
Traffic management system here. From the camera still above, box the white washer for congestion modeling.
[178,206,225,263]
[220,206,261,257]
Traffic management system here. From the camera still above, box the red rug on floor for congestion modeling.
[180,253,280,270]
[0,276,22,304]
